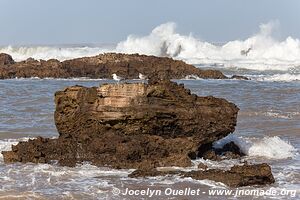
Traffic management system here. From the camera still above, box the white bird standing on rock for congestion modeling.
[138,73,147,80]
[112,73,124,82]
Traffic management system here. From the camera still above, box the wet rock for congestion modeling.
[231,75,249,80]
[201,150,221,161]
[0,53,227,79]
[2,80,239,169]
[221,141,245,157]
[197,163,208,170]
[129,163,275,187]
[199,141,245,161]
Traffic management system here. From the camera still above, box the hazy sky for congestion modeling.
[1,0,299,45]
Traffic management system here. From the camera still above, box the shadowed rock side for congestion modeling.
[198,141,246,161]
[129,163,275,187]
[0,53,229,79]
[2,80,238,169]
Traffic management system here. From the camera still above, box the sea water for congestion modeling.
[0,21,299,199]
[0,77,298,199]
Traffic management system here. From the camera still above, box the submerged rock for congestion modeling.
[231,75,250,80]
[129,163,275,187]
[0,53,228,79]
[2,80,238,169]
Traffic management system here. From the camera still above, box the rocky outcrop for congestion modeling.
[129,163,275,187]
[0,53,228,79]
[0,53,14,65]
[1,79,275,187]
[2,80,238,169]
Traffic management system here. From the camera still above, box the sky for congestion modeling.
[0,0,299,45]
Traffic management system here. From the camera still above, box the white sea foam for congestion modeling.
[116,21,300,71]
[213,134,252,155]
[253,73,300,82]
[0,45,112,62]
[213,134,297,159]
[248,136,297,159]
[1,21,300,75]
[183,74,202,80]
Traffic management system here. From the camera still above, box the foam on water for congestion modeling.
[0,45,112,62]
[0,134,298,198]
[183,74,202,80]
[250,73,300,82]
[116,21,300,71]
[248,136,297,159]
[214,134,297,159]
[1,21,300,75]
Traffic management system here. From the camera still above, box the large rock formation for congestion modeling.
[3,80,238,169]
[0,53,228,79]
[1,80,275,186]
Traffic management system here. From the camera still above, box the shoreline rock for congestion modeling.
[1,79,274,187]
[0,53,247,80]
[129,163,275,187]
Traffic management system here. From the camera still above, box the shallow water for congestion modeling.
[0,76,299,199]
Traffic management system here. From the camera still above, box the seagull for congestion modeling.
[138,73,147,80]
[112,73,124,83]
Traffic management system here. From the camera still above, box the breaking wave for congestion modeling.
[0,45,112,62]
[251,73,300,82]
[0,22,299,71]
[214,134,297,159]
[116,21,300,71]
[1,21,300,82]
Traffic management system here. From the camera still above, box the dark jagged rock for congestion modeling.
[0,53,228,79]
[129,163,275,187]
[2,80,239,169]
[198,141,245,161]
[197,163,208,170]
[231,75,250,80]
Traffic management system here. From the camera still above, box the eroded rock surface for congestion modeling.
[2,80,238,169]
[0,53,227,79]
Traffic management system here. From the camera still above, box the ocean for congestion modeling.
[0,22,299,199]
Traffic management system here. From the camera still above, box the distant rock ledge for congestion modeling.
[2,80,273,187]
[0,53,248,80]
